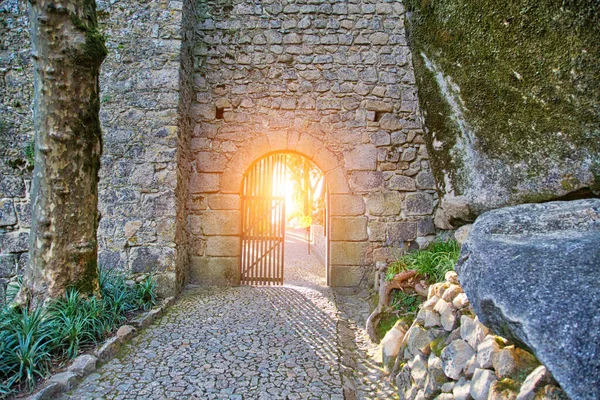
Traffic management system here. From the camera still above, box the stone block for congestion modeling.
[190,256,237,284]
[195,152,228,172]
[417,217,436,236]
[325,167,350,194]
[192,103,216,121]
[453,377,471,400]
[68,354,97,377]
[440,339,475,380]
[49,371,78,391]
[96,336,121,362]
[220,169,243,193]
[328,265,363,287]
[363,99,393,112]
[416,171,436,190]
[330,217,368,241]
[0,199,17,227]
[410,354,428,388]
[330,241,370,266]
[141,191,176,218]
[189,173,220,193]
[367,221,386,242]
[207,194,240,210]
[344,145,378,171]
[0,254,16,278]
[129,246,175,273]
[388,221,417,243]
[388,175,416,191]
[379,114,402,130]
[206,236,240,257]
[15,201,31,228]
[470,368,497,400]
[365,192,401,216]
[330,194,365,216]
[516,366,556,400]
[404,193,434,215]
[405,325,434,356]
[116,325,136,341]
[312,147,339,173]
[0,231,29,253]
[201,211,240,235]
[349,171,384,192]
[0,175,25,198]
[492,346,539,380]
[153,271,178,298]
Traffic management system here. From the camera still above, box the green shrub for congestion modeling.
[386,239,460,283]
[0,268,157,395]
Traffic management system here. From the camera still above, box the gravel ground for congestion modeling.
[60,231,396,399]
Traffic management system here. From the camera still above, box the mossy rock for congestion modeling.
[405,0,600,219]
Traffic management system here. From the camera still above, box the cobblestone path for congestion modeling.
[61,232,397,399]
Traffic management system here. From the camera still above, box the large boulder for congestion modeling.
[404,0,600,228]
[456,199,600,400]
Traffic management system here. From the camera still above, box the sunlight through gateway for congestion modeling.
[239,153,326,286]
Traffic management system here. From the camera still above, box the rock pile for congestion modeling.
[385,272,567,399]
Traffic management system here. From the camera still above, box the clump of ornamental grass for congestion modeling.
[0,267,157,396]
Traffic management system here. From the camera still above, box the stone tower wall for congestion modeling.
[188,0,437,286]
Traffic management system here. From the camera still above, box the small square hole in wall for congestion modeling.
[375,111,385,122]
[216,107,224,120]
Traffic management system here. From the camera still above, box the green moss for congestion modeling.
[376,313,400,340]
[495,378,521,393]
[405,0,600,191]
[430,336,447,357]
[72,255,100,295]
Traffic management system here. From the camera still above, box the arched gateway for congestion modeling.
[185,0,438,287]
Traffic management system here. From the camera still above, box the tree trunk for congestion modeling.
[21,0,107,305]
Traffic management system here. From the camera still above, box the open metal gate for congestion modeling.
[240,154,287,285]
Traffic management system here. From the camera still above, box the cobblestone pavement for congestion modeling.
[61,232,396,399]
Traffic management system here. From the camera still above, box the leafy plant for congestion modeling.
[136,276,156,310]
[0,307,53,392]
[0,268,158,395]
[386,239,460,283]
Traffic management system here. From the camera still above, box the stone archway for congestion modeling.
[188,131,373,287]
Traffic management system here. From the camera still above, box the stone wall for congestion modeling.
[0,0,185,297]
[95,0,182,290]
[188,0,437,286]
[0,0,33,300]
[384,273,568,399]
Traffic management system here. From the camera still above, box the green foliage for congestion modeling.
[390,291,421,315]
[0,269,157,395]
[386,239,460,284]
[24,140,34,166]
[0,307,53,393]
[136,276,157,311]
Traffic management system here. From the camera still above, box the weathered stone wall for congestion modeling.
[402,0,600,228]
[0,0,184,297]
[0,0,33,300]
[188,0,437,286]
[95,0,182,284]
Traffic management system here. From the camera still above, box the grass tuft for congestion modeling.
[386,239,460,283]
